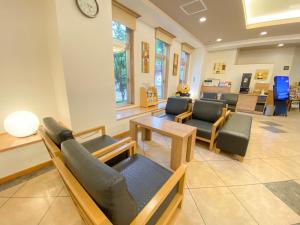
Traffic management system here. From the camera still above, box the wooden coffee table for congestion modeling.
[130,116,196,170]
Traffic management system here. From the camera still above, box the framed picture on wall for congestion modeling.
[173,53,179,76]
[141,42,150,73]
[213,62,226,74]
[255,69,269,80]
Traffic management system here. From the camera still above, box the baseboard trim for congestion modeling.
[0,160,53,185]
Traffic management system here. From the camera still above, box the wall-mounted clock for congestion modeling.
[76,0,99,18]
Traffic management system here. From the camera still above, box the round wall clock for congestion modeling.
[76,0,99,18]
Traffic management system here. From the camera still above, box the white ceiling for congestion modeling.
[148,0,300,46]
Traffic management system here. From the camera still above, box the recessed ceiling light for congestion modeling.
[260,31,268,36]
[199,17,207,23]
[278,43,284,47]
[216,38,222,42]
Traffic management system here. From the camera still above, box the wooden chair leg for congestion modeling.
[239,156,244,162]
[215,147,221,154]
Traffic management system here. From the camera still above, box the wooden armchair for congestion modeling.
[52,138,186,225]
[153,97,192,122]
[40,117,130,163]
[179,100,226,150]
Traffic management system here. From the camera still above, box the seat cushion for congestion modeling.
[165,97,190,115]
[61,139,137,225]
[221,93,239,105]
[82,135,117,153]
[43,117,74,147]
[192,100,223,123]
[202,92,218,99]
[216,113,252,156]
[113,155,177,225]
[184,119,213,139]
[158,113,176,121]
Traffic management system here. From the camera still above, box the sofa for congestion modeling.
[48,138,186,225]
[181,100,226,150]
[156,97,192,122]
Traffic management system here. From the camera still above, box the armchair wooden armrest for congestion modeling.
[98,140,136,163]
[74,125,106,137]
[130,164,186,225]
[225,110,231,121]
[176,112,192,123]
[92,137,132,158]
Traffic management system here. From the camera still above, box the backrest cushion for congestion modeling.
[61,140,137,225]
[202,92,218,99]
[165,97,191,115]
[43,117,74,148]
[221,93,239,105]
[192,100,224,122]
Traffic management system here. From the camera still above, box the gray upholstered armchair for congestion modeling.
[220,93,239,112]
[155,97,192,122]
[46,138,186,225]
[180,100,226,150]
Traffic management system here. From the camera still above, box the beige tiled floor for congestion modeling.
[1,111,300,225]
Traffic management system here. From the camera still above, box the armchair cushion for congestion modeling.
[113,154,177,225]
[43,117,74,147]
[221,93,239,105]
[158,114,176,121]
[82,135,117,153]
[202,92,218,99]
[165,97,191,115]
[192,100,224,123]
[184,119,213,139]
[61,139,137,225]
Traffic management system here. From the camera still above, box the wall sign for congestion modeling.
[173,53,179,76]
[141,42,150,73]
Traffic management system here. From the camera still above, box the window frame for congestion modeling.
[179,50,190,84]
[112,21,134,107]
[154,38,170,100]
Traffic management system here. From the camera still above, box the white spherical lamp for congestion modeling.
[4,111,40,138]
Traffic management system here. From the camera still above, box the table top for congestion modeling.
[130,116,196,138]
[0,132,42,152]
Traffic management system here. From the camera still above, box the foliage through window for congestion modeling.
[155,39,168,99]
[112,21,132,105]
[179,51,190,83]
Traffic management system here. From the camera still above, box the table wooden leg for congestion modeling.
[141,128,152,141]
[130,121,138,141]
[170,137,187,170]
[186,131,196,162]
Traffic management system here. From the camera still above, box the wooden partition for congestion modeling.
[200,85,231,95]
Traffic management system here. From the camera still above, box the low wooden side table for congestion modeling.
[130,116,196,170]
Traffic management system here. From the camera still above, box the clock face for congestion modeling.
[76,0,99,18]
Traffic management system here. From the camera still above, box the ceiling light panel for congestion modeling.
[180,0,207,16]
[243,0,300,29]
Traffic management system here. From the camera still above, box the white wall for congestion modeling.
[53,0,116,132]
[133,20,156,104]
[290,47,300,85]
[0,0,58,132]
[237,47,295,77]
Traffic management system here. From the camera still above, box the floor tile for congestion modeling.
[241,159,289,183]
[0,198,8,208]
[263,158,300,179]
[0,197,54,225]
[208,160,259,185]
[190,187,257,225]
[230,184,300,225]
[58,185,70,197]
[265,180,300,215]
[186,162,225,188]
[13,169,64,197]
[39,197,85,225]
[0,177,27,197]
[169,190,205,225]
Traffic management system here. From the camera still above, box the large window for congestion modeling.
[179,51,190,83]
[155,39,169,99]
[112,21,132,105]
